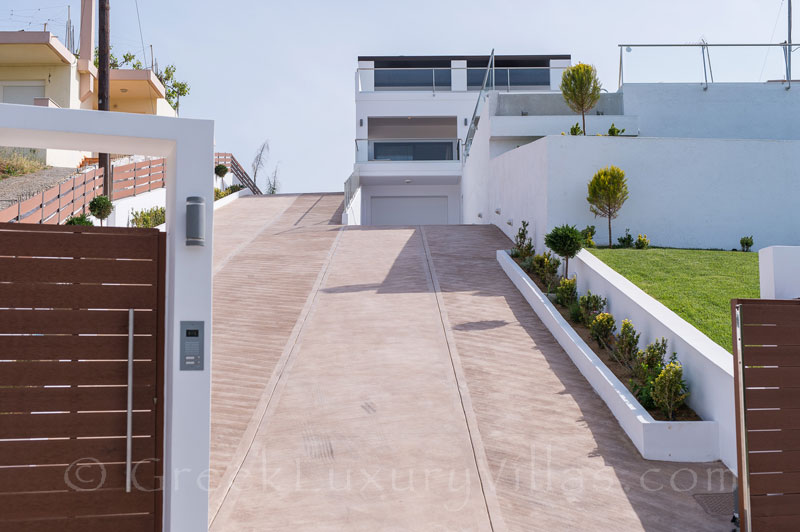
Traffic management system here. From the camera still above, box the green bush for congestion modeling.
[568,301,583,324]
[214,184,244,201]
[555,277,577,306]
[531,252,561,293]
[652,361,690,420]
[617,228,634,248]
[569,122,583,136]
[581,225,596,247]
[544,224,583,278]
[578,290,606,326]
[513,220,534,259]
[520,255,535,273]
[590,312,616,349]
[65,213,93,226]
[130,206,166,228]
[214,163,229,178]
[89,195,113,226]
[613,319,640,370]
[607,123,626,136]
[631,338,669,409]
[740,235,753,252]
[635,233,650,250]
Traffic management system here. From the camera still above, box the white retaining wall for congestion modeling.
[759,246,800,300]
[498,251,720,464]
[571,250,736,473]
[463,135,800,253]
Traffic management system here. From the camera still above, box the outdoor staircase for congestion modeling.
[214,153,262,195]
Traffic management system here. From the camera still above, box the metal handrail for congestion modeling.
[126,308,134,493]
[355,138,461,161]
[619,43,795,89]
[463,50,495,158]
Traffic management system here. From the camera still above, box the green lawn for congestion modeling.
[588,248,759,352]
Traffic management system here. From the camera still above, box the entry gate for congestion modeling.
[0,223,165,531]
[732,298,800,531]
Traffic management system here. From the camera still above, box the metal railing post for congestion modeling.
[701,46,709,90]
[619,46,624,89]
[432,68,436,93]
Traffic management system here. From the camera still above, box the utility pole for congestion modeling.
[98,0,112,197]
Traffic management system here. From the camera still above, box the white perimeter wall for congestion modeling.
[623,83,800,140]
[465,135,800,253]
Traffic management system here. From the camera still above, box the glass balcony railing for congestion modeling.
[356,66,557,92]
[354,139,461,162]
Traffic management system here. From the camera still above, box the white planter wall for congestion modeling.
[497,251,720,465]
[571,250,736,473]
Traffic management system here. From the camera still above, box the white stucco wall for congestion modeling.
[622,83,800,140]
[759,246,800,299]
[572,251,736,473]
[465,135,800,253]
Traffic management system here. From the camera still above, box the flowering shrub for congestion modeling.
[631,338,669,409]
[652,361,690,420]
[555,277,578,306]
[532,252,561,292]
[635,234,650,249]
[590,312,616,349]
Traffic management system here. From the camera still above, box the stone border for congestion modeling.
[497,250,719,463]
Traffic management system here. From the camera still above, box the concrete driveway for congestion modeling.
[208,194,734,531]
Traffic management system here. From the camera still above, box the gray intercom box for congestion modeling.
[180,321,204,371]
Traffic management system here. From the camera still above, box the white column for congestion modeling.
[550,59,571,91]
[759,246,800,299]
[357,60,374,92]
[451,60,467,92]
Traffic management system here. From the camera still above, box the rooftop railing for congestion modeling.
[355,65,559,92]
[619,43,798,89]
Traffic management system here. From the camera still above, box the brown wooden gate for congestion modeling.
[0,223,165,531]
[732,298,800,532]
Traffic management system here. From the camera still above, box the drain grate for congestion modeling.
[693,492,736,516]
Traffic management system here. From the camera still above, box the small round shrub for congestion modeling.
[652,361,689,421]
[214,164,229,178]
[635,234,650,249]
[65,213,94,226]
[555,277,577,306]
[89,195,113,226]
[590,312,616,349]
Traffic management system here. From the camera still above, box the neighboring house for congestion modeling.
[344,54,571,226]
[0,0,175,168]
[345,48,800,251]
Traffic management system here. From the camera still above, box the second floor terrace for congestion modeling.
[356,54,571,94]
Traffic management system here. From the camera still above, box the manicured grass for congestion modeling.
[588,248,759,352]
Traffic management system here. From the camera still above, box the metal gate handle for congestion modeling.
[126,308,134,493]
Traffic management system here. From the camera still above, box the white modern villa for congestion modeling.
[344,48,800,252]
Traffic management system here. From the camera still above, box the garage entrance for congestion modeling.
[371,196,448,225]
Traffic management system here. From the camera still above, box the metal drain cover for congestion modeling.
[693,492,736,516]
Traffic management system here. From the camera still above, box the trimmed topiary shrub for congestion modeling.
[544,224,583,278]
[214,163,229,178]
[590,312,616,349]
[89,195,112,226]
[652,361,690,421]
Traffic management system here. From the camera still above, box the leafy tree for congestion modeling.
[89,195,113,226]
[214,164,229,178]
[587,165,629,247]
[560,63,602,135]
[544,224,583,278]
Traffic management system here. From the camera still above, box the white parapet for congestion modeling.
[759,246,800,299]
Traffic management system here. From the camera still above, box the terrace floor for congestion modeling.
[209,193,735,531]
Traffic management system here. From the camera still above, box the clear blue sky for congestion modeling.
[3,1,795,192]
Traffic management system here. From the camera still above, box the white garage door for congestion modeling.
[371,196,448,226]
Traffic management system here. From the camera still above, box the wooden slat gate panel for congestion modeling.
[732,299,800,532]
[0,222,165,531]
